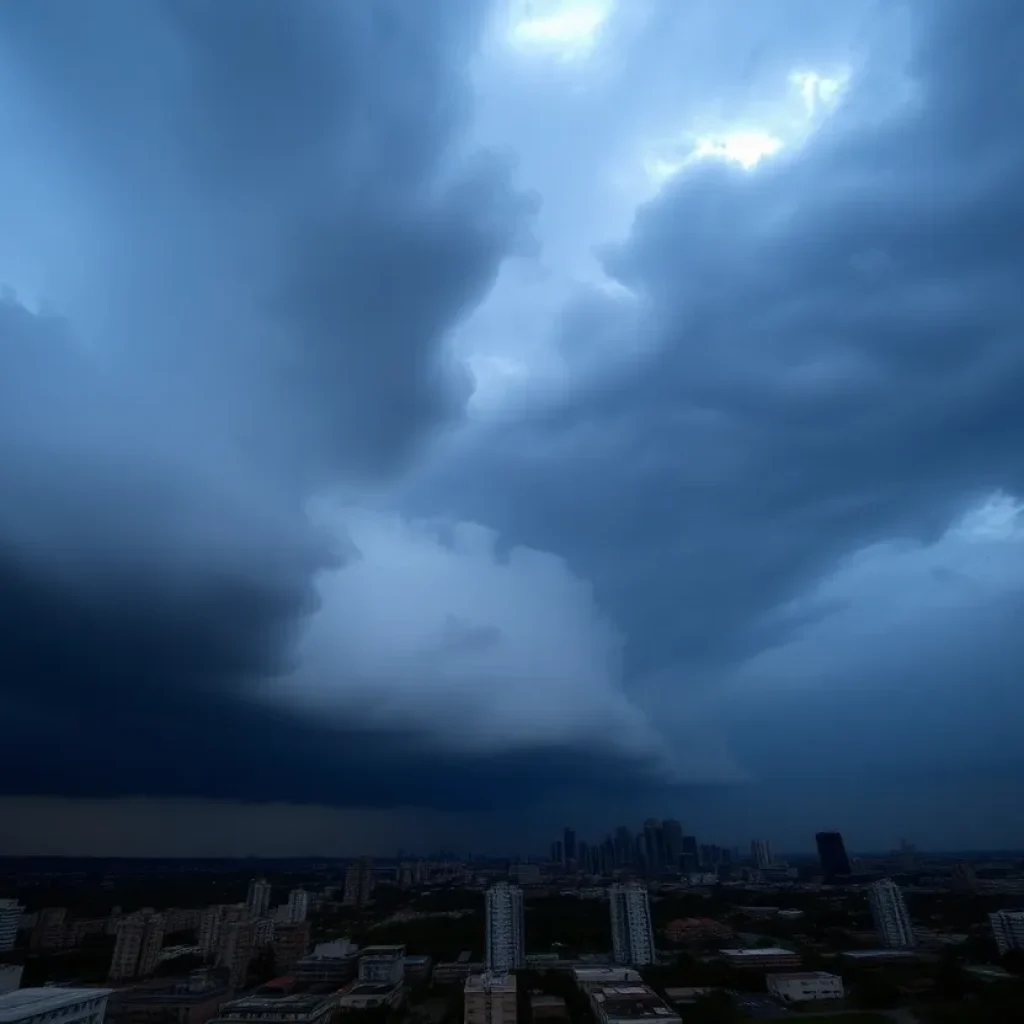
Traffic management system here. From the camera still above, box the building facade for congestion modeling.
[990,910,1024,955]
[464,972,516,1024]
[245,880,271,919]
[109,911,166,981]
[0,901,22,954]
[867,879,916,949]
[814,832,852,876]
[0,989,110,1024]
[767,972,844,1003]
[608,884,655,967]
[485,884,525,972]
[343,859,374,907]
[750,839,773,870]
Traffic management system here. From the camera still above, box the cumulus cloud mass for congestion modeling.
[2,0,1023,853]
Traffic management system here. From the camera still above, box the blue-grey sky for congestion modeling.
[1,0,1023,856]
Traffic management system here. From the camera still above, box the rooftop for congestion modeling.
[840,949,919,959]
[0,989,112,1023]
[720,947,797,957]
[465,973,516,993]
[344,983,400,996]
[360,945,405,955]
[768,971,839,981]
[217,993,333,1016]
[590,986,678,1021]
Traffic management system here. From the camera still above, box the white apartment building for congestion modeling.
[108,911,165,980]
[767,972,844,1003]
[750,840,773,870]
[465,972,517,1024]
[485,884,525,972]
[344,858,375,907]
[0,901,22,954]
[989,910,1024,955]
[246,879,271,919]
[0,988,110,1024]
[867,879,917,949]
[608,884,655,966]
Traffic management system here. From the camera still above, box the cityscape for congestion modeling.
[3,3,1024,1024]
[2,826,1024,1024]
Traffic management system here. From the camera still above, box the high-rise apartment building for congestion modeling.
[218,917,258,990]
[30,908,66,952]
[282,889,310,924]
[989,910,1024,955]
[815,832,852,876]
[550,841,563,865]
[0,900,23,953]
[614,827,633,868]
[485,883,525,972]
[609,883,655,966]
[751,839,773,870]
[272,921,311,972]
[246,879,271,918]
[108,910,165,980]
[464,972,517,1024]
[867,879,916,949]
[343,858,375,907]
[199,906,225,957]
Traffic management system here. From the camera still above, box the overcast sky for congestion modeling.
[1,0,1023,858]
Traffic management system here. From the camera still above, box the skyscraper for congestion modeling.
[867,879,916,948]
[609,883,655,966]
[815,832,852,876]
[283,889,310,924]
[614,827,633,868]
[563,828,576,865]
[750,839,773,870]
[551,840,563,865]
[485,883,525,971]
[643,820,663,872]
[246,878,271,918]
[661,820,684,870]
[108,910,165,980]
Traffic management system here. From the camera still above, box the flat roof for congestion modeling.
[591,988,678,1021]
[768,971,839,981]
[0,990,112,1023]
[720,947,797,956]
[840,949,919,959]
[360,945,405,954]
[219,993,332,1014]
[465,973,516,992]
[345,983,399,996]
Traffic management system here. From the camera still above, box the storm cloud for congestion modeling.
[2,0,1024,851]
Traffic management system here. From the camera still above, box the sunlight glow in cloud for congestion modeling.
[642,65,850,190]
[507,0,613,60]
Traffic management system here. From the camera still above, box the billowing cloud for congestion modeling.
[3,0,1024,851]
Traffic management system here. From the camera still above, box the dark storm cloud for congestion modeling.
[407,0,1024,820]
[0,0,642,812]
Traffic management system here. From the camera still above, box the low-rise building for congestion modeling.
[721,948,802,969]
[0,988,110,1024]
[403,955,432,985]
[106,971,230,1024]
[337,983,403,1013]
[208,991,337,1024]
[584,983,680,1024]
[766,972,844,1003]
[464,972,516,1024]
[291,939,360,988]
[434,961,484,985]
[358,945,405,985]
[573,968,642,989]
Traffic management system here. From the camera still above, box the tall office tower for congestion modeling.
[661,820,684,870]
[750,839,773,870]
[614,827,633,868]
[609,883,655,966]
[643,820,664,871]
[601,838,616,876]
[680,835,698,871]
[577,841,589,873]
[698,844,721,868]
[0,900,22,953]
[550,840,563,865]
[868,879,917,948]
[246,878,272,918]
[464,971,517,1024]
[989,910,1024,954]
[485,883,525,971]
[283,889,310,924]
[108,910,165,980]
[815,832,852,876]
[343,857,375,906]
[563,828,576,865]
